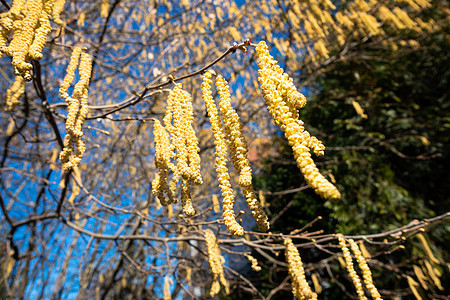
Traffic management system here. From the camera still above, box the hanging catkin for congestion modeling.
[202,71,243,236]
[256,41,340,200]
[216,75,269,232]
[59,48,92,171]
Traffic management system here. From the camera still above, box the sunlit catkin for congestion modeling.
[152,120,176,206]
[202,71,243,236]
[59,49,92,171]
[52,0,66,26]
[9,0,43,80]
[338,235,367,300]
[246,255,261,272]
[204,229,229,297]
[101,0,110,18]
[163,276,172,300]
[416,233,440,264]
[284,239,317,300]
[407,275,422,300]
[348,239,382,300]
[216,75,269,232]
[60,47,82,100]
[216,75,252,186]
[413,265,429,290]
[170,84,202,185]
[28,0,52,60]
[423,259,444,290]
[311,273,322,294]
[181,178,195,216]
[5,76,25,110]
[256,41,340,200]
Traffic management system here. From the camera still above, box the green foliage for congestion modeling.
[305,25,450,234]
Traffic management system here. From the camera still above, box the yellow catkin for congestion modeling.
[1,29,7,56]
[185,267,192,284]
[413,265,429,290]
[8,0,43,80]
[416,233,440,264]
[204,229,229,297]
[259,190,266,207]
[246,255,261,272]
[216,75,252,186]
[60,47,82,100]
[311,273,322,294]
[162,92,180,201]
[359,12,381,35]
[423,260,444,290]
[338,235,367,300]
[181,89,202,185]
[163,276,172,300]
[0,0,24,60]
[357,241,371,258]
[171,85,189,177]
[167,204,173,218]
[101,0,110,18]
[28,0,52,60]
[348,239,382,300]
[67,166,81,204]
[170,84,202,185]
[77,12,85,27]
[212,194,220,213]
[5,76,25,110]
[5,250,15,278]
[67,177,80,204]
[216,75,269,232]
[202,72,243,236]
[152,120,177,206]
[378,6,405,30]
[284,239,317,300]
[314,39,329,59]
[181,177,195,216]
[338,256,346,268]
[393,7,416,29]
[352,99,368,119]
[407,275,422,300]
[6,119,15,136]
[9,0,26,17]
[256,41,340,200]
[52,0,65,26]
[59,50,92,171]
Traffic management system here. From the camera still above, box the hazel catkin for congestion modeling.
[338,234,367,300]
[204,229,229,297]
[256,41,340,200]
[59,48,92,171]
[152,119,177,206]
[202,71,243,236]
[5,76,25,110]
[216,75,269,232]
[348,239,382,300]
[284,239,317,300]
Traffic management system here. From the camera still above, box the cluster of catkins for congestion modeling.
[0,0,65,81]
[204,229,229,297]
[255,40,340,200]
[152,72,269,235]
[59,47,92,171]
[337,234,381,300]
[152,83,202,216]
[202,71,269,235]
[153,41,341,235]
[5,75,25,110]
